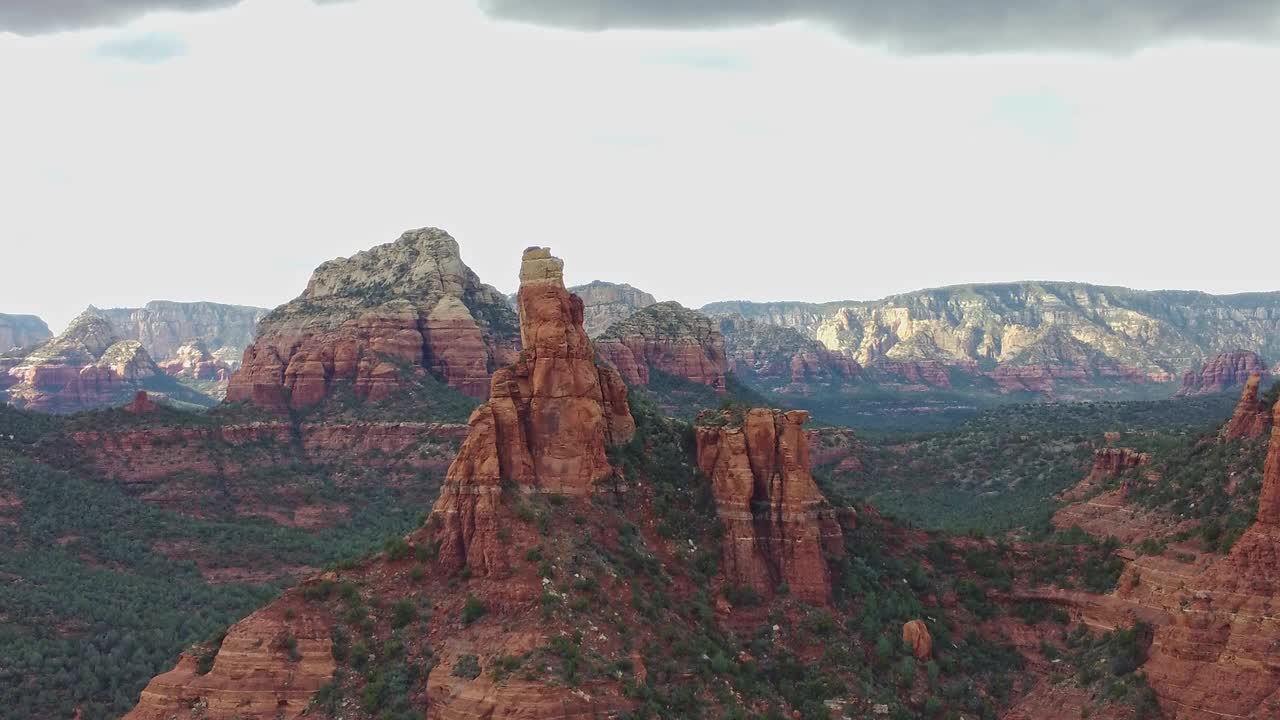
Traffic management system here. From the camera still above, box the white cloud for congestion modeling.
[1,0,1277,332]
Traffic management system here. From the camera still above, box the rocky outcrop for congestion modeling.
[226,228,520,410]
[902,619,933,660]
[159,341,234,384]
[3,311,165,412]
[1039,398,1280,719]
[570,280,657,338]
[0,313,51,352]
[1090,447,1149,477]
[704,283,1280,392]
[95,301,268,364]
[718,314,859,392]
[1223,374,1274,441]
[431,247,636,576]
[695,408,844,604]
[594,302,727,391]
[123,582,335,720]
[1258,401,1280,526]
[1176,350,1269,397]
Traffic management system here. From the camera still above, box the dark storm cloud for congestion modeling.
[0,1,237,35]
[478,0,1280,52]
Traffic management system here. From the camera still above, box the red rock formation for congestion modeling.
[807,427,862,474]
[123,581,335,720]
[1035,400,1280,719]
[430,247,636,577]
[695,408,844,604]
[902,619,933,660]
[125,391,160,414]
[594,302,728,391]
[1090,447,1149,478]
[1222,374,1274,441]
[4,312,166,412]
[226,228,520,410]
[1258,400,1280,526]
[1177,350,1269,397]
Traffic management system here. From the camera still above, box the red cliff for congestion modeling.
[1177,350,1269,397]
[226,228,520,410]
[431,247,636,577]
[718,314,859,393]
[1222,374,1274,442]
[695,407,844,604]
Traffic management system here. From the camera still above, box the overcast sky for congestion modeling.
[2,0,1278,332]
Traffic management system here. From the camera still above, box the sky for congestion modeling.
[2,1,1278,333]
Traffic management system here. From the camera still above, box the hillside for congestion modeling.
[703,283,1280,395]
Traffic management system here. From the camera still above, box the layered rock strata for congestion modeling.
[1222,374,1274,441]
[704,283,1280,391]
[4,311,164,412]
[694,408,844,604]
[430,247,636,577]
[95,301,268,363]
[718,314,859,391]
[1177,350,1269,397]
[226,228,520,410]
[569,280,657,338]
[594,302,728,391]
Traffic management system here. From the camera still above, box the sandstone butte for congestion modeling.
[123,247,863,720]
[226,228,520,411]
[1176,350,1270,397]
[593,301,729,392]
[1017,397,1280,719]
[1222,373,1274,441]
[694,407,845,604]
[3,310,163,413]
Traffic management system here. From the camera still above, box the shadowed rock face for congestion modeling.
[695,408,844,604]
[594,301,728,391]
[226,228,520,410]
[718,314,859,392]
[0,313,51,353]
[1223,374,1274,441]
[1177,350,1269,397]
[570,280,657,338]
[432,246,636,576]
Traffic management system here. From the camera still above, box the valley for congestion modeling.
[2,229,1277,720]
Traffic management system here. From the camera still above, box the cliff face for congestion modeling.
[694,408,844,604]
[1176,350,1269,397]
[95,301,268,365]
[569,280,657,338]
[703,283,1280,391]
[433,247,636,576]
[594,302,728,391]
[1032,398,1280,720]
[0,313,52,352]
[1223,374,1274,441]
[226,228,520,410]
[3,311,165,413]
[718,314,859,392]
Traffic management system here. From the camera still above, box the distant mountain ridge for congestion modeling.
[702,282,1280,386]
